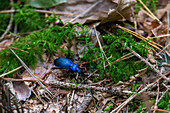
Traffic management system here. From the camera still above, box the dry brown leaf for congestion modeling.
[0,39,14,51]
[50,0,136,25]
[100,0,136,24]
[143,19,158,36]
[12,81,31,101]
[136,10,147,23]
[156,5,168,19]
[152,23,167,45]
[147,50,156,63]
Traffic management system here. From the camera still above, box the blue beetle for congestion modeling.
[53,57,82,74]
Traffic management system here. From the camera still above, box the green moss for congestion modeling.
[0,15,89,77]
[0,0,10,10]
[0,13,11,35]
[104,102,113,111]
[13,4,46,33]
[158,92,170,111]
[82,29,149,83]
[0,3,46,36]
[135,0,158,12]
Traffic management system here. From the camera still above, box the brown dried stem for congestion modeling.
[0,0,14,41]
[0,66,23,78]
[111,71,169,113]
[0,9,74,16]
[132,50,169,81]
[9,48,53,100]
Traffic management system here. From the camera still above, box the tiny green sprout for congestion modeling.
[104,102,113,111]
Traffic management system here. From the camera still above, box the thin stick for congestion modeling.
[132,51,169,81]
[151,108,170,112]
[148,34,170,39]
[80,70,98,84]
[111,71,169,113]
[158,43,170,55]
[158,89,168,103]
[0,0,14,41]
[117,25,162,50]
[105,52,134,68]
[9,48,53,99]
[69,0,103,23]
[4,78,39,83]
[81,56,104,65]
[153,83,160,113]
[140,8,156,21]
[0,46,29,53]
[138,0,162,24]
[93,25,110,66]
[0,66,23,78]
[0,9,74,16]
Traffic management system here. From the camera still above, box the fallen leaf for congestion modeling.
[29,0,66,8]
[100,0,137,24]
[0,39,14,51]
[152,23,167,45]
[50,0,136,25]
[147,50,156,63]
[12,81,31,101]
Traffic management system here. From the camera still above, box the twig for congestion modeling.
[153,83,160,113]
[151,108,170,112]
[80,70,98,84]
[138,0,162,24]
[105,52,134,68]
[0,66,23,78]
[0,0,14,41]
[132,51,169,81]
[35,9,74,16]
[110,72,169,113]
[9,48,53,100]
[0,46,29,53]
[158,44,170,55]
[94,25,110,66]
[117,25,162,51]
[49,80,122,95]
[162,83,170,90]
[69,0,103,23]
[0,9,74,16]
[152,89,169,113]
[148,34,170,39]
[81,56,104,65]
[140,8,157,22]
[3,78,38,83]
[70,90,75,105]
[31,87,46,104]
[157,89,168,103]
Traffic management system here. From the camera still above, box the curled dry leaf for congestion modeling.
[50,0,136,24]
[156,5,168,19]
[152,23,167,45]
[12,81,31,101]
[0,39,14,51]
[100,0,137,24]
[136,10,147,24]
[147,50,156,63]
[143,19,159,36]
